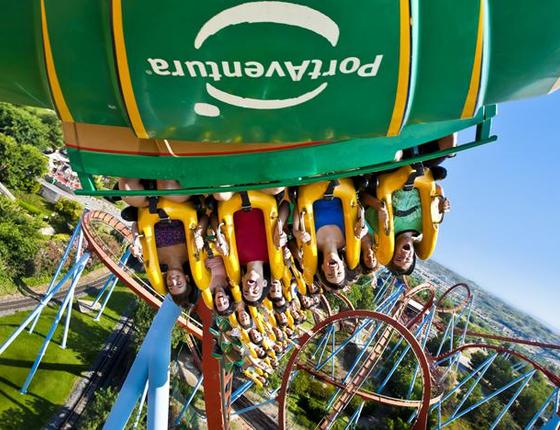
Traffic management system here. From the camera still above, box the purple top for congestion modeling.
[154,220,186,248]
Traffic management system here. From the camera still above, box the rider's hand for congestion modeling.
[215,223,229,256]
[273,221,288,248]
[131,237,143,259]
[294,229,311,244]
[354,206,368,239]
[439,197,451,213]
[193,228,205,252]
[283,247,292,262]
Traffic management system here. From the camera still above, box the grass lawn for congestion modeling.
[0,285,135,429]
[13,191,54,219]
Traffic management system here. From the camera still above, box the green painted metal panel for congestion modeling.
[484,0,560,103]
[44,1,129,125]
[0,1,558,140]
[0,1,52,108]
[122,0,401,142]
[0,0,557,192]
[407,0,481,123]
[68,113,491,190]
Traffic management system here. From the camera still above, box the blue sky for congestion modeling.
[433,91,560,331]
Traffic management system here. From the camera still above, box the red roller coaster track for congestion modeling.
[277,310,432,430]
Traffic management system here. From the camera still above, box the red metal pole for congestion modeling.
[197,301,228,430]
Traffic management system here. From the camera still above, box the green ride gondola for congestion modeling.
[0,0,559,193]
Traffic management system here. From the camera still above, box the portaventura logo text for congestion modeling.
[145,1,384,117]
[148,57,383,82]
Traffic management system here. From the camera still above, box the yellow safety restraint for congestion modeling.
[228,312,240,330]
[288,260,308,295]
[238,331,267,361]
[296,178,361,285]
[284,309,295,329]
[249,305,277,341]
[376,165,443,263]
[226,311,264,351]
[281,268,294,302]
[137,198,213,307]
[262,298,277,323]
[244,330,277,360]
[243,369,264,388]
[217,190,285,290]
[269,307,294,330]
[245,341,261,360]
[229,318,252,345]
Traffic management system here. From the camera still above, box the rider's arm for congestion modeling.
[361,192,389,234]
[210,214,229,256]
[193,214,209,251]
[360,191,383,210]
[278,200,290,227]
[436,184,451,213]
[118,178,149,208]
[156,179,190,203]
[292,206,311,243]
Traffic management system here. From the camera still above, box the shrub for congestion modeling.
[78,387,118,430]
[33,238,67,276]
[0,259,17,295]
[50,198,83,232]
[131,299,185,352]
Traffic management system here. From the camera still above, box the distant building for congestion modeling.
[45,150,80,190]
[39,180,64,204]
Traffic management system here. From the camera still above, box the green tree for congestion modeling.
[484,355,514,396]
[0,196,43,279]
[381,417,409,430]
[0,133,48,192]
[131,299,186,352]
[290,372,311,398]
[345,278,375,309]
[469,350,487,369]
[0,258,15,295]
[77,386,148,430]
[34,108,63,148]
[511,373,551,425]
[0,103,53,150]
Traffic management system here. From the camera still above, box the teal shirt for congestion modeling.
[365,188,422,235]
[392,189,422,234]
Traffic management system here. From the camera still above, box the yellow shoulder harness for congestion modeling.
[297,178,361,285]
[288,256,307,295]
[414,169,442,260]
[243,369,264,387]
[249,305,277,341]
[376,166,442,263]
[217,191,285,287]
[137,198,213,307]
